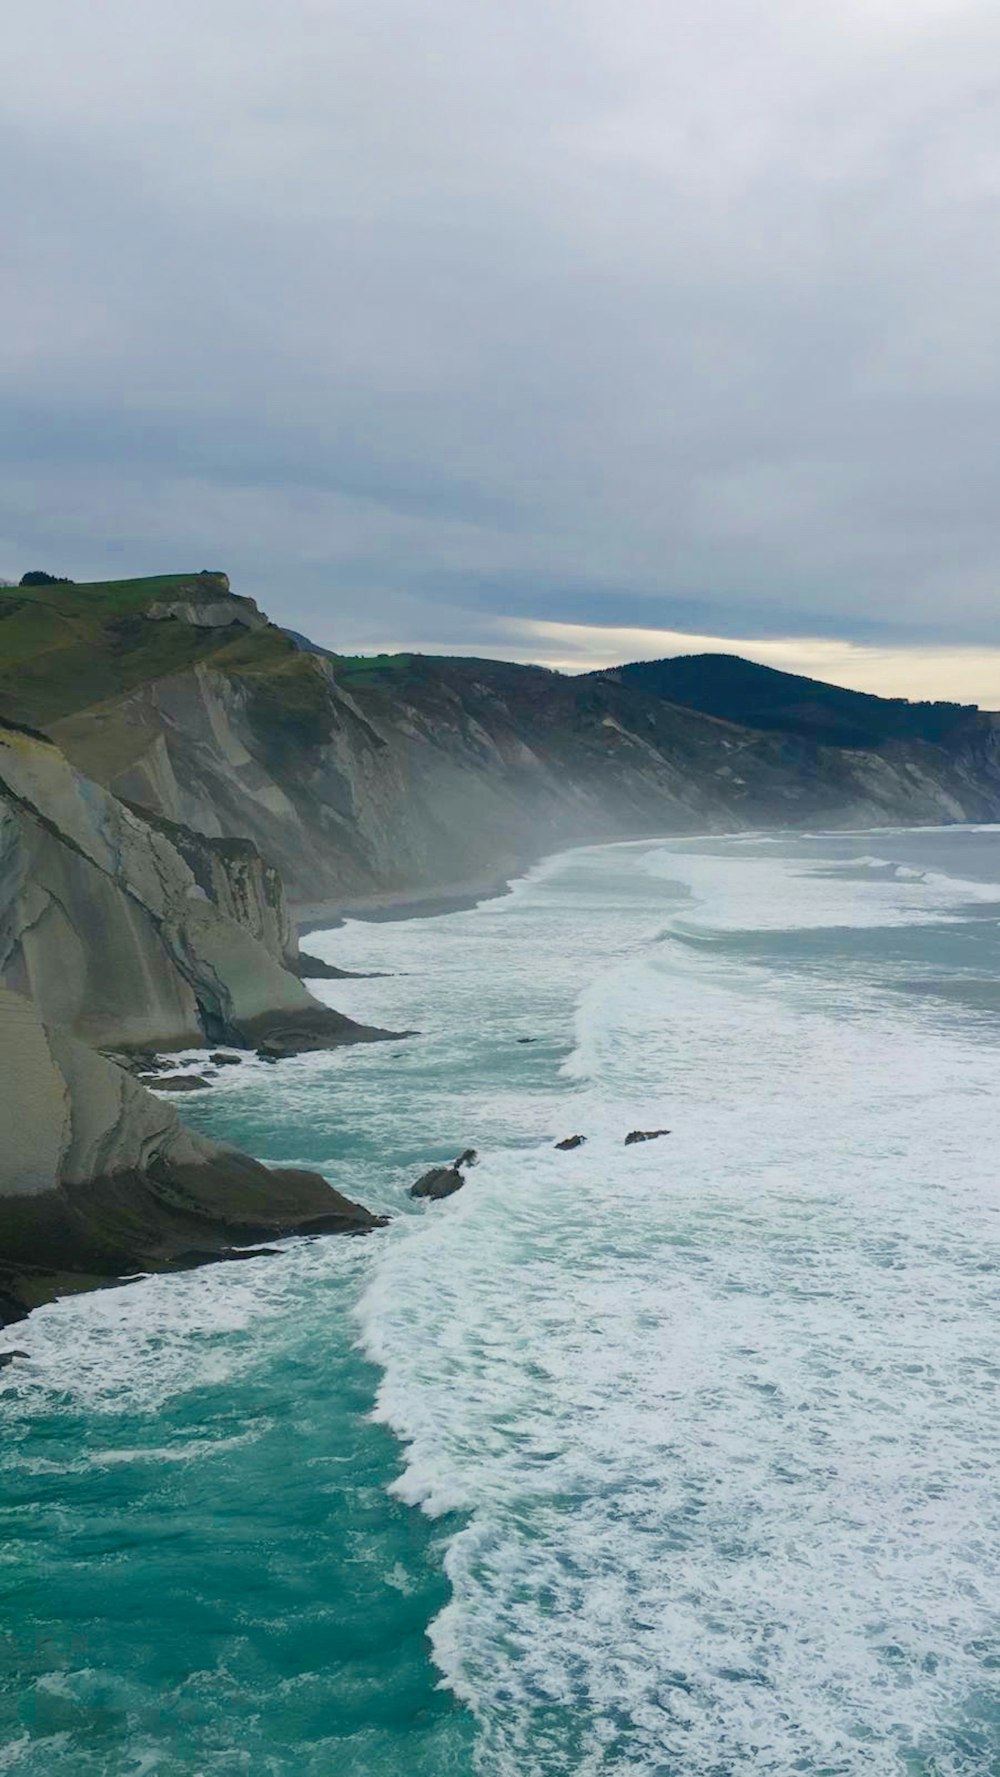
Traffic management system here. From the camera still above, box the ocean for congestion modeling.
[3,827,1000,1776]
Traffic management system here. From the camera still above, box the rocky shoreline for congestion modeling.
[294,872,520,933]
[0,709,412,1327]
[5,569,1000,1337]
[0,985,387,1328]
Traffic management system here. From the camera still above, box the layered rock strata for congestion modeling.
[5,574,994,918]
[0,986,383,1325]
[0,722,391,1054]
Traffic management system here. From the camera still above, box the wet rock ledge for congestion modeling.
[410,1149,479,1201]
[0,986,384,1327]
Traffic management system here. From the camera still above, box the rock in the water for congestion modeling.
[287,950,354,980]
[410,1165,464,1201]
[409,1148,479,1201]
[252,1009,406,1062]
[209,1051,242,1066]
[516,1036,537,1044]
[624,1128,671,1145]
[139,1072,214,1092]
[555,1135,586,1151]
[0,1351,29,1369]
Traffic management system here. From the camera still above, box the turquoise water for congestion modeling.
[4,829,1000,1774]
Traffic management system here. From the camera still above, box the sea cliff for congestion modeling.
[1,573,992,920]
[3,567,1000,1321]
[0,985,383,1327]
[0,720,388,1055]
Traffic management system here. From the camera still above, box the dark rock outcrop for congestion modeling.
[409,1149,479,1202]
[111,1051,177,1076]
[624,1128,671,1145]
[287,950,356,980]
[555,1135,586,1150]
[0,986,385,1325]
[409,1166,464,1201]
[251,1005,403,1061]
[138,1072,213,1091]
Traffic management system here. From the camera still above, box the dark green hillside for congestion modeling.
[600,653,981,749]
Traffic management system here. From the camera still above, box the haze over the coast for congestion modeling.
[5,0,1000,702]
[7,7,1000,1772]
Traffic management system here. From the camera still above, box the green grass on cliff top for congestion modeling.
[329,653,412,682]
[0,571,468,734]
[0,573,288,729]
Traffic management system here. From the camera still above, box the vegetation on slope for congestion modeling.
[3,573,998,916]
[0,571,385,752]
[603,653,981,750]
[0,573,256,728]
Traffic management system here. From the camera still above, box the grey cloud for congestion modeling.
[4,0,1000,660]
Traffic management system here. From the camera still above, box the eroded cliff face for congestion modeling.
[2,570,999,1322]
[0,582,399,1324]
[123,800,297,965]
[5,572,1000,918]
[0,986,382,1325]
[0,723,386,1052]
[51,638,1000,917]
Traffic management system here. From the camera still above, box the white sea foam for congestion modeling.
[346,833,1000,1775]
[3,1233,371,1418]
[0,1736,31,1772]
[641,845,1000,933]
[7,830,998,1777]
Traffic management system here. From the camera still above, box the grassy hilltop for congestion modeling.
[0,569,427,741]
[0,573,243,727]
[0,573,331,740]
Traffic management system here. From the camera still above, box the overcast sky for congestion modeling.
[4,1,1000,699]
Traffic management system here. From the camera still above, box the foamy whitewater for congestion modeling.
[3,829,1000,1775]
